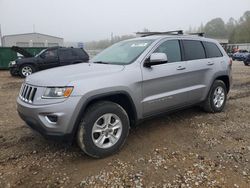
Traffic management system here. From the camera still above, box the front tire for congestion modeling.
[202,80,227,113]
[20,64,35,78]
[244,61,249,66]
[77,101,130,158]
[9,69,18,77]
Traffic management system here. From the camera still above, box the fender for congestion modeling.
[68,90,138,142]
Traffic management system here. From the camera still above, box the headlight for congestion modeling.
[9,61,16,66]
[42,87,74,99]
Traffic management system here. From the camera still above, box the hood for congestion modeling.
[16,56,37,63]
[25,63,125,87]
[11,46,34,57]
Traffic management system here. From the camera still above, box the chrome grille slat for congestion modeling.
[21,85,27,97]
[24,87,30,101]
[19,84,37,103]
[28,87,34,102]
[19,84,25,97]
[23,86,28,99]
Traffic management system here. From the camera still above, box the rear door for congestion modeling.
[182,40,215,104]
[141,39,189,117]
[58,49,76,66]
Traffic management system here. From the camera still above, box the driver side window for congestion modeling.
[154,40,181,63]
[44,49,58,59]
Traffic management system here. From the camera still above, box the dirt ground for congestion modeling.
[0,62,249,188]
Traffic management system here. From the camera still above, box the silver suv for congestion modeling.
[17,31,232,158]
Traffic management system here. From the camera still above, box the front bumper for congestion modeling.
[17,96,82,142]
[9,66,19,75]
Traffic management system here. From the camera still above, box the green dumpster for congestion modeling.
[0,47,45,70]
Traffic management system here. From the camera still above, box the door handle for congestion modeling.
[207,62,214,65]
[176,66,186,70]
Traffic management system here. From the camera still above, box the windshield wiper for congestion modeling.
[93,61,110,64]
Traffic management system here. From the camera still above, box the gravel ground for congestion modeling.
[0,62,249,188]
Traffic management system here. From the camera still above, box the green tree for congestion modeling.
[230,11,250,43]
[204,18,227,38]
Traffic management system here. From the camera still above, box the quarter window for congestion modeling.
[154,40,181,63]
[203,41,223,58]
[183,40,206,60]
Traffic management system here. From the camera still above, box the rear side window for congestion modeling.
[154,40,181,63]
[203,41,223,58]
[73,49,89,60]
[183,40,206,61]
[59,49,73,60]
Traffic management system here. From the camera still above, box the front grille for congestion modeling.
[19,84,37,103]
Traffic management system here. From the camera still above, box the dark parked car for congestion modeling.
[232,50,249,61]
[244,53,250,66]
[9,46,89,77]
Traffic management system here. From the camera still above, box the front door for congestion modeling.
[40,49,59,70]
[141,39,189,117]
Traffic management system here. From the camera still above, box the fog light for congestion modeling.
[45,115,58,124]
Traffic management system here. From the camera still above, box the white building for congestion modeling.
[227,43,250,51]
[2,32,63,47]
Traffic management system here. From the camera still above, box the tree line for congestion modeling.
[187,11,250,43]
[85,11,250,50]
[85,34,135,50]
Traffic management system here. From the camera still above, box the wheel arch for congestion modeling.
[215,75,230,93]
[70,91,138,142]
[19,63,37,70]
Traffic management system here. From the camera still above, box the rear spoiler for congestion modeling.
[11,46,34,58]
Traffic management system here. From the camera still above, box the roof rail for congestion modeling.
[136,30,183,37]
[188,32,205,37]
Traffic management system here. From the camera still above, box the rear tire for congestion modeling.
[19,64,35,78]
[76,101,130,158]
[202,80,227,113]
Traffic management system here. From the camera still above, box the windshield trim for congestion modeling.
[35,49,46,57]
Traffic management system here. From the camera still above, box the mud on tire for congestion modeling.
[76,101,130,158]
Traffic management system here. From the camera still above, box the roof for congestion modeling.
[2,32,63,39]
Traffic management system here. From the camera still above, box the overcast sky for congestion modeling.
[0,0,250,42]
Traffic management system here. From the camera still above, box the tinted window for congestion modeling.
[44,49,58,58]
[183,40,206,60]
[73,49,89,60]
[154,40,181,63]
[203,42,223,58]
[59,49,73,60]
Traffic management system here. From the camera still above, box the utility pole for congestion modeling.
[33,24,36,33]
[0,24,2,47]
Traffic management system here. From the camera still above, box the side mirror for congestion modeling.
[144,53,168,67]
[40,53,45,59]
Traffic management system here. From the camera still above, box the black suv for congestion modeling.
[9,46,89,77]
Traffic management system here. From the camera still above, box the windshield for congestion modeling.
[91,39,154,65]
[35,49,46,57]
